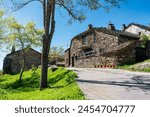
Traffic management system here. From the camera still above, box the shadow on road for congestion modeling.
[76,75,150,90]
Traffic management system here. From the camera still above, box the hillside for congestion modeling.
[0,68,85,100]
[117,59,150,72]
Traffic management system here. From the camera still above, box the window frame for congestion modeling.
[82,36,87,45]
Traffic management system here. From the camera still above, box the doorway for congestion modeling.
[72,56,74,67]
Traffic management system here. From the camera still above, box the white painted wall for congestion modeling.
[125,25,150,35]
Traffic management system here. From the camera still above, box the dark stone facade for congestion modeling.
[65,48,70,67]
[65,26,140,68]
[3,48,41,74]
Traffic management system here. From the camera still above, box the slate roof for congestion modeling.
[67,26,141,52]
[73,27,140,40]
[125,23,150,31]
[6,48,41,57]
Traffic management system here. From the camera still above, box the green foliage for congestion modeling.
[117,59,150,73]
[49,46,65,62]
[140,34,150,48]
[0,10,43,50]
[0,70,2,76]
[0,68,85,100]
[8,20,43,49]
[31,65,38,71]
[0,10,44,83]
[0,9,7,46]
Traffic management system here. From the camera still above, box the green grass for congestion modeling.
[0,68,85,100]
[116,59,150,72]
[0,70,2,76]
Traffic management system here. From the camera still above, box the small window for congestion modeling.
[82,37,87,45]
[75,55,78,60]
[93,33,97,43]
[99,48,105,53]
[138,32,141,35]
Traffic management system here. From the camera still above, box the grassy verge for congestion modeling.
[0,68,85,100]
[0,70,2,76]
[116,59,150,72]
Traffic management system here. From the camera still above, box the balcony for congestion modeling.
[79,44,92,50]
[83,50,97,57]
[75,50,97,60]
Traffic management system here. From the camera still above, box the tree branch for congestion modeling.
[57,0,79,20]
[10,0,43,11]
[48,0,55,40]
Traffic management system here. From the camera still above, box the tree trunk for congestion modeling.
[19,49,26,85]
[40,35,51,89]
[40,0,55,89]
[19,64,25,85]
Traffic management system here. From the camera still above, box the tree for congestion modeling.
[140,33,150,48]
[0,12,43,84]
[1,0,124,89]
[0,10,6,44]
[49,46,65,63]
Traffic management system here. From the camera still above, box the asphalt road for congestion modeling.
[69,68,150,100]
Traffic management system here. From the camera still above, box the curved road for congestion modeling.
[69,68,150,100]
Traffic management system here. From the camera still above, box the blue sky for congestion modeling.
[0,0,150,69]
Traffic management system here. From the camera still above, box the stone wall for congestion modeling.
[3,48,41,74]
[117,37,138,65]
[64,49,70,67]
[67,29,138,68]
[74,56,117,68]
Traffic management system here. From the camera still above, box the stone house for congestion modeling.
[123,23,150,61]
[65,24,140,68]
[3,48,41,74]
[123,23,150,35]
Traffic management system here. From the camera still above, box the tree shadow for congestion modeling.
[76,75,150,90]
[0,78,5,82]
[1,69,77,92]
[48,70,70,85]
[48,83,72,89]
[48,70,76,88]
[2,78,39,92]
[2,72,40,92]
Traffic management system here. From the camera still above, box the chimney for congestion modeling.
[11,45,15,53]
[122,24,126,31]
[88,24,93,30]
[107,23,116,31]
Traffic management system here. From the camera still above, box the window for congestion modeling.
[75,55,78,60]
[93,33,97,43]
[83,49,96,57]
[99,48,105,53]
[82,37,87,45]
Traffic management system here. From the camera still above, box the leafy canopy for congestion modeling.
[140,33,150,48]
[0,10,44,50]
[49,46,65,61]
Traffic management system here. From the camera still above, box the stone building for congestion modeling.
[123,23,150,35]
[3,48,41,74]
[123,23,150,61]
[65,24,140,68]
[64,48,70,67]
